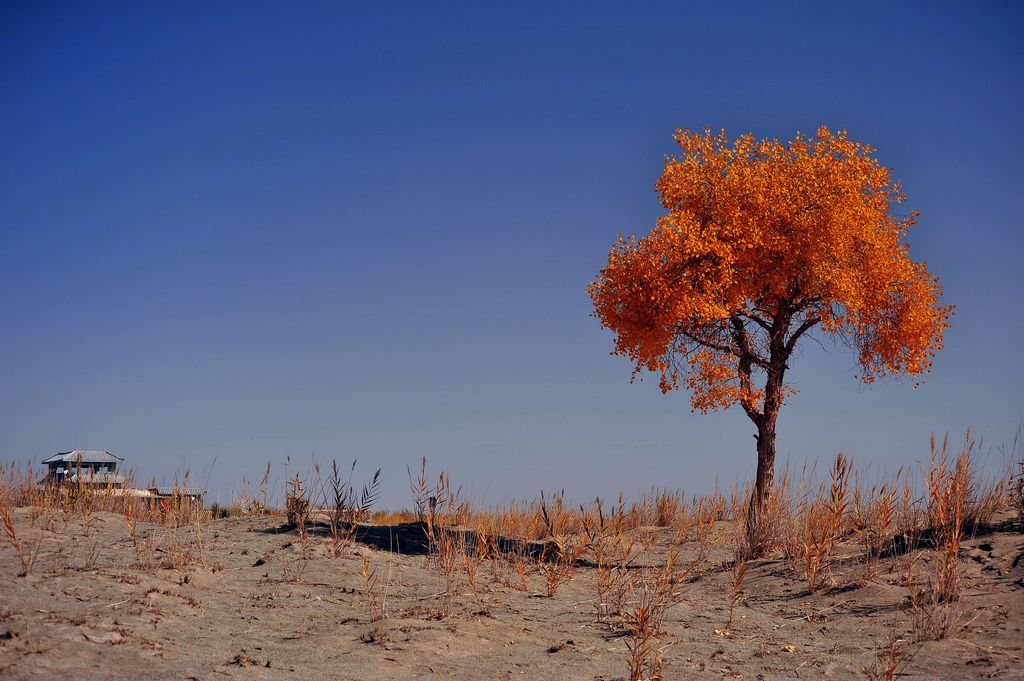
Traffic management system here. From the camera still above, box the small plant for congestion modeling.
[863,632,915,681]
[432,524,462,602]
[323,459,382,553]
[794,502,832,593]
[726,560,747,631]
[829,452,850,535]
[905,546,960,642]
[420,469,470,615]
[1,476,42,576]
[122,489,139,553]
[854,478,897,559]
[1000,424,1024,528]
[586,497,615,617]
[539,537,586,598]
[360,554,388,622]
[242,461,272,516]
[1012,459,1024,528]
[408,456,431,522]
[512,554,530,591]
[738,471,789,561]
[687,504,718,569]
[589,495,640,619]
[75,477,96,536]
[235,479,252,515]
[850,477,897,583]
[285,470,310,540]
[462,529,490,598]
[621,549,686,681]
[279,542,308,584]
[537,491,589,597]
[909,582,961,642]
[791,452,849,593]
[208,502,230,519]
[31,484,60,535]
[151,471,216,571]
[927,435,967,602]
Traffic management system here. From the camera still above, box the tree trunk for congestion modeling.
[732,306,794,558]
[742,329,786,558]
[742,414,777,558]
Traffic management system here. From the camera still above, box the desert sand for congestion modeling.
[1,507,1022,680]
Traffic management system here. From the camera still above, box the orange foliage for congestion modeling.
[588,127,952,416]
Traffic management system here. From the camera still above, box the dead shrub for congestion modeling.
[795,453,849,592]
[320,459,382,554]
[360,554,389,621]
[621,549,687,681]
[285,471,310,540]
[927,435,967,602]
[726,560,748,631]
[863,631,916,680]
[537,491,589,597]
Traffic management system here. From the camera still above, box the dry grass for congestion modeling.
[1012,459,1024,527]
[537,491,588,597]
[1,471,42,576]
[360,554,389,621]
[927,435,968,603]
[588,495,638,619]
[0,428,1017,679]
[785,453,850,593]
[726,560,748,631]
[863,631,916,681]
[621,548,687,681]
[851,473,898,579]
[0,462,215,576]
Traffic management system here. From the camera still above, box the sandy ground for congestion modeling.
[1,507,1022,680]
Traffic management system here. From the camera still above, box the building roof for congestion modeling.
[42,450,123,465]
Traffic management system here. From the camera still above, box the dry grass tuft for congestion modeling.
[621,549,687,681]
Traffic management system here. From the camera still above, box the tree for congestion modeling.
[588,127,952,557]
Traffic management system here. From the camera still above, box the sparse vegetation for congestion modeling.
[863,631,915,681]
[1,465,42,576]
[621,549,687,681]
[0,430,1020,678]
[360,553,388,622]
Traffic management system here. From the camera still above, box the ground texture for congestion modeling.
[1,508,1022,680]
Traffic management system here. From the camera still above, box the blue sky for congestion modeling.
[2,1,1022,507]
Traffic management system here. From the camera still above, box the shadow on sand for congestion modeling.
[261,519,561,560]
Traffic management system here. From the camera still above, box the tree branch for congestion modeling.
[784,317,821,356]
[679,330,733,356]
[729,316,771,369]
[741,312,773,333]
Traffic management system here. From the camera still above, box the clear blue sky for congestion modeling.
[2,1,1022,507]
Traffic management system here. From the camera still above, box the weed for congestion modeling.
[321,459,382,553]
[462,528,490,598]
[537,491,589,597]
[1,480,42,576]
[1012,459,1024,527]
[863,631,915,680]
[621,548,686,681]
[926,435,966,602]
[726,560,747,630]
[788,453,849,593]
[285,470,310,540]
[361,554,388,621]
